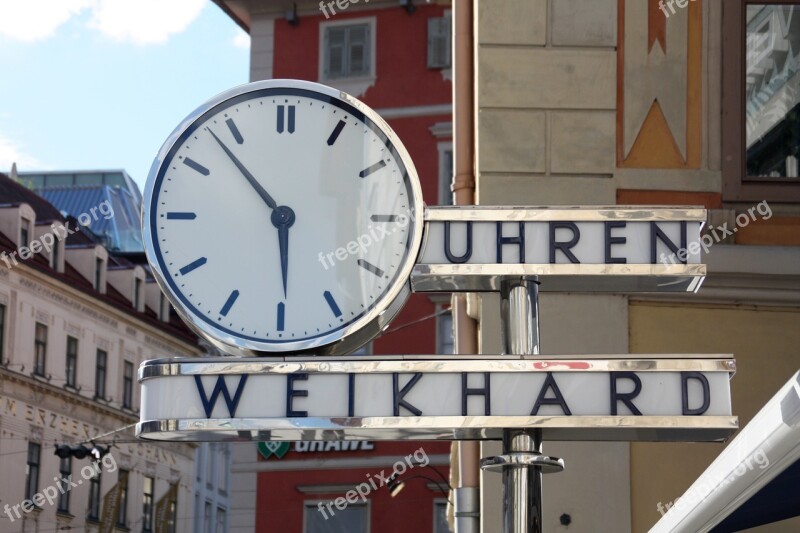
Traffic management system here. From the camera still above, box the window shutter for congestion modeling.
[428,16,452,69]
[325,27,347,78]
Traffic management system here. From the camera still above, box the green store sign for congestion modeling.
[258,441,291,460]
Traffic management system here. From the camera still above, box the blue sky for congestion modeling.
[0,0,249,191]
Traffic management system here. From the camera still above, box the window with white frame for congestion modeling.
[206,443,215,488]
[66,335,78,388]
[215,507,227,533]
[322,20,374,80]
[204,501,212,533]
[433,499,453,532]
[87,471,101,520]
[304,501,369,533]
[94,257,104,291]
[122,360,133,409]
[216,445,229,494]
[50,238,61,271]
[116,470,128,527]
[19,217,31,247]
[57,455,71,513]
[436,307,454,355]
[142,476,154,532]
[34,322,47,376]
[134,277,142,310]
[25,442,41,503]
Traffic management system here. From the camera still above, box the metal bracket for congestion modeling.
[480,453,565,475]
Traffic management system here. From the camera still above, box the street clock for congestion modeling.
[143,80,424,356]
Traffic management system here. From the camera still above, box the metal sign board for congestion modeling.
[136,355,736,443]
[411,206,707,293]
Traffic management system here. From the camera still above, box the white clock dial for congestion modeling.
[143,80,423,355]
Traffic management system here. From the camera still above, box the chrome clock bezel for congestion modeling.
[142,79,424,356]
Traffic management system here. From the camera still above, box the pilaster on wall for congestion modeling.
[229,442,258,531]
[250,15,275,81]
[476,0,618,206]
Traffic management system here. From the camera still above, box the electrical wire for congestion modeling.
[382,308,450,335]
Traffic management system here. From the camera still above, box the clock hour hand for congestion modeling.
[272,206,295,298]
[207,128,278,210]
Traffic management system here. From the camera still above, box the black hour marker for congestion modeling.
[323,290,342,318]
[357,259,385,278]
[178,257,207,276]
[225,118,244,144]
[370,215,398,222]
[277,302,285,331]
[359,160,387,178]
[327,120,346,145]
[166,212,196,220]
[277,105,296,134]
[183,158,210,176]
[220,290,239,316]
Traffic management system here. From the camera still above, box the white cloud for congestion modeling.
[87,0,206,45]
[0,0,94,42]
[233,31,250,50]
[0,135,45,171]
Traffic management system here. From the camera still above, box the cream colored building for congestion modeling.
[0,174,202,533]
[469,1,800,532]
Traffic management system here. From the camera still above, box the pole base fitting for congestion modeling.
[480,452,565,474]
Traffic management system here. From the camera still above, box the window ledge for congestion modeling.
[318,76,376,98]
[31,372,49,381]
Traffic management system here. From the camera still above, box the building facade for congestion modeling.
[9,166,234,533]
[468,0,800,532]
[212,1,455,531]
[0,173,202,533]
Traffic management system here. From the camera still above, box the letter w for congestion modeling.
[194,375,248,418]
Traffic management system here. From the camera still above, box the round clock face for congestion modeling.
[143,80,423,355]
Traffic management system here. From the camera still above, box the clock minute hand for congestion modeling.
[207,128,278,210]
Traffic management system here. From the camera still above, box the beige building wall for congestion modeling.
[629,303,800,533]
[0,260,199,532]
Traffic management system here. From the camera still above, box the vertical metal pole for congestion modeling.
[504,280,540,356]
[503,429,543,532]
[503,279,542,533]
[481,280,563,532]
